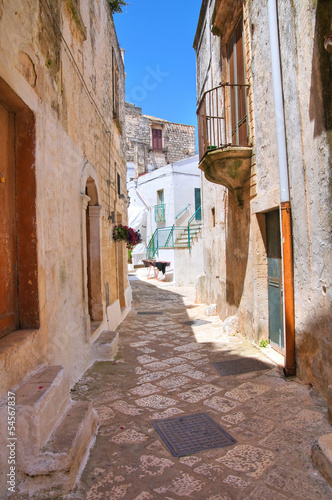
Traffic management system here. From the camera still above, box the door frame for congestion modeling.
[0,78,39,338]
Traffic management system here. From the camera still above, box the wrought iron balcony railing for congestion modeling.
[197,83,250,161]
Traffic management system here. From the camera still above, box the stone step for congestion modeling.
[20,400,98,498]
[15,365,70,455]
[312,433,332,485]
[92,330,119,361]
[175,228,201,244]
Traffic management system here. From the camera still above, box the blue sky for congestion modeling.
[114,0,202,136]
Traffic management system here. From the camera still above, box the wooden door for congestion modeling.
[266,210,284,350]
[0,103,18,338]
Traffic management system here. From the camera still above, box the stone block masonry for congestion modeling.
[125,102,196,177]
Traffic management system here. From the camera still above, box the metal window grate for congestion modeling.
[151,413,236,457]
[154,203,166,222]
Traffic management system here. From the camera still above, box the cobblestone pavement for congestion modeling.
[68,271,332,500]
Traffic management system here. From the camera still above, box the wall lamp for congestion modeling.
[119,194,130,206]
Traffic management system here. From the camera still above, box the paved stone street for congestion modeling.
[68,271,332,500]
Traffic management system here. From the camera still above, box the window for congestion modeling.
[211,207,216,228]
[152,128,163,151]
[157,189,164,205]
[117,172,121,195]
[227,17,248,146]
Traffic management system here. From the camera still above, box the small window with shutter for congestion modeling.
[152,128,163,151]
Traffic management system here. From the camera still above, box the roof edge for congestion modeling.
[193,0,209,50]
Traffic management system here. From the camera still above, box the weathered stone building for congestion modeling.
[195,0,332,399]
[125,101,196,177]
[0,0,129,496]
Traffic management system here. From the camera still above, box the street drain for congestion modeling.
[137,311,164,315]
[151,413,236,457]
[211,358,272,377]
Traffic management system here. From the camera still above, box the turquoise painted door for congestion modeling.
[195,188,201,221]
[266,210,284,350]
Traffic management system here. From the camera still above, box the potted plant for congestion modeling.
[112,224,142,250]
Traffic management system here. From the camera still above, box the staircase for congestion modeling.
[1,365,98,498]
[174,223,202,248]
[147,206,202,258]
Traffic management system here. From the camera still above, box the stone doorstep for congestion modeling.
[20,401,98,496]
[15,366,70,453]
[92,330,119,361]
[312,433,332,485]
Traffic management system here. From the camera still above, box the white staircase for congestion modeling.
[174,223,202,248]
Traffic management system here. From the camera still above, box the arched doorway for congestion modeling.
[81,171,103,332]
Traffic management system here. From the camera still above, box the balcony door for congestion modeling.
[227,17,248,146]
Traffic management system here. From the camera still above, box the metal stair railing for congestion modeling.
[147,229,158,259]
[165,225,175,247]
[146,206,202,258]
[174,205,190,223]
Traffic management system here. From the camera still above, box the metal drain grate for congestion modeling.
[211,358,272,377]
[137,311,164,315]
[151,413,236,457]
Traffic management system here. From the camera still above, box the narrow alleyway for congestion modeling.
[68,271,332,500]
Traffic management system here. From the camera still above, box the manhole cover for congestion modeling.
[151,413,236,457]
[211,358,272,377]
[137,311,164,315]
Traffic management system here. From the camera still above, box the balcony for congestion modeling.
[197,84,252,192]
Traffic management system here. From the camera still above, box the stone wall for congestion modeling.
[195,0,332,396]
[275,0,332,394]
[0,0,128,396]
[125,102,196,177]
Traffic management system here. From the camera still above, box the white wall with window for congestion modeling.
[127,155,204,283]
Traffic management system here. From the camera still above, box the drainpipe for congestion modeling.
[268,0,296,376]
